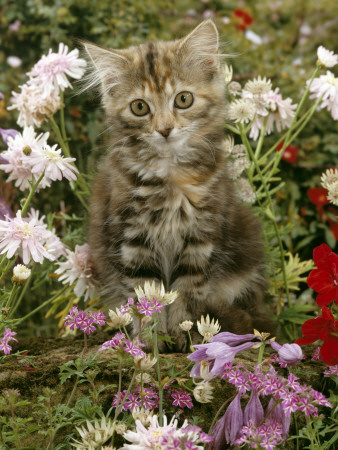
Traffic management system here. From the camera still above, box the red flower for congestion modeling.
[295,306,338,366]
[307,187,330,207]
[276,142,299,163]
[233,9,253,30]
[307,244,338,306]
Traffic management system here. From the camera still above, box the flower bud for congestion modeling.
[193,382,213,403]
[134,354,157,371]
[22,145,32,156]
[179,320,193,331]
[13,264,31,284]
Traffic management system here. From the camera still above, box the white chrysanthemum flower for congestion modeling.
[115,423,127,436]
[321,168,338,189]
[28,43,87,96]
[228,98,256,124]
[55,244,96,301]
[232,144,246,158]
[134,354,157,371]
[8,83,63,128]
[72,416,115,449]
[29,143,78,184]
[0,127,50,191]
[0,210,56,264]
[236,177,256,204]
[197,314,221,341]
[193,382,214,403]
[179,320,193,331]
[309,71,338,120]
[134,280,178,306]
[135,373,152,384]
[13,264,31,283]
[108,307,132,328]
[317,46,338,68]
[327,181,338,206]
[228,81,242,96]
[223,135,234,156]
[244,76,272,96]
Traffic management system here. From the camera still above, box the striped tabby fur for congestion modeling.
[84,21,271,351]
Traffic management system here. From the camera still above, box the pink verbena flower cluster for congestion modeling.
[122,414,212,450]
[98,332,146,359]
[0,209,65,264]
[55,244,96,301]
[323,364,338,377]
[63,306,106,335]
[235,419,283,449]
[119,296,164,318]
[8,43,86,127]
[0,328,18,355]
[112,380,193,412]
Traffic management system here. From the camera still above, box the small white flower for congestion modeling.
[317,46,338,68]
[227,156,250,180]
[55,244,96,301]
[197,314,220,341]
[321,168,338,190]
[134,280,178,306]
[134,354,157,371]
[327,181,338,206]
[193,382,213,403]
[236,177,256,204]
[223,64,233,83]
[228,98,256,124]
[309,71,338,120]
[108,308,132,328]
[228,81,242,96]
[13,264,31,283]
[7,56,22,68]
[244,76,272,96]
[72,416,115,449]
[179,320,193,332]
[131,407,154,427]
[115,423,127,436]
[135,373,152,384]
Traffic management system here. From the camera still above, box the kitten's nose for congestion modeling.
[157,128,172,138]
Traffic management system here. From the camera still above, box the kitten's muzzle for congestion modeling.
[157,128,172,138]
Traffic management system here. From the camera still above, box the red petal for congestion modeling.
[307,269,333,292]
[316,288,337,307]
[300,316,327,338]
[313,244,333,270]
[295,336,317,345]
[307,188,330,206]
[320,338,338,365]
[321,306,334,322]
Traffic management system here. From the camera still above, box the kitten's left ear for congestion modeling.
[178,20,220,70]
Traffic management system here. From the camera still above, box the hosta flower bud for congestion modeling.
[243,389,264,427]
[12,264,31,284]
[270,341,304,366]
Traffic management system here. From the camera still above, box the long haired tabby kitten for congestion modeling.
[84,20,272,351]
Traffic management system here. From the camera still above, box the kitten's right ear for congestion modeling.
[81,41,129,95]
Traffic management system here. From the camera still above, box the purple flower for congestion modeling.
[63,307,105,335]
[243,389,264,427]
[189,341,255,378]
[0,128,19,145]
[0,327,18,355]
[270,341,304,366]
[210,393,244,447]
[210,332,257,346]
[171,389,193,409]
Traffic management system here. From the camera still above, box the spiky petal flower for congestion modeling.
[134,280,177,306]
[193,381,214,403]
[321,168,338,190]
[108,307,132,328]
[28,43,87,96]
[179,320,193,331]
[228,98,256,123]
[55,244,96,301]
[0,210,56,264]
[244,76,272,96]
[197,314,221,341]
[71,416,115,449]
[317,46,338,68]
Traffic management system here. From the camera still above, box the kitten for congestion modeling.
[84,20,272,351]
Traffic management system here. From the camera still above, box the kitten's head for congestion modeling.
[83,21,226,161]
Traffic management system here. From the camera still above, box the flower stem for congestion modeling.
[21,172,45,217]
[208,394,235,434]
[8,264,35,319]
[257,342,265,364]
[152,313,163,426]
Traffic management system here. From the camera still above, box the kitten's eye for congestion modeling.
[130,99,150,116]
[174,91,194,109]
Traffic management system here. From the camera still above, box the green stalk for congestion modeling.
[59,92,70,155]
[4,284,20,311]
[8,265,35,319]
[240,127,291,307]
[152,313,163,426]
[21,172,45,217]
[0,258,16,284]
[16,286,68,325]
[257,342,265,364]
[224,123,240,134]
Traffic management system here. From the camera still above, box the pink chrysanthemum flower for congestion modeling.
[309,70,338,120]
[29,143,78,184]
[55,243,96,300]
[28,43,86,96]
[0,327,18,355]
[0,127,50,190]
[0,210,57,264]
[8,83,63,128]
